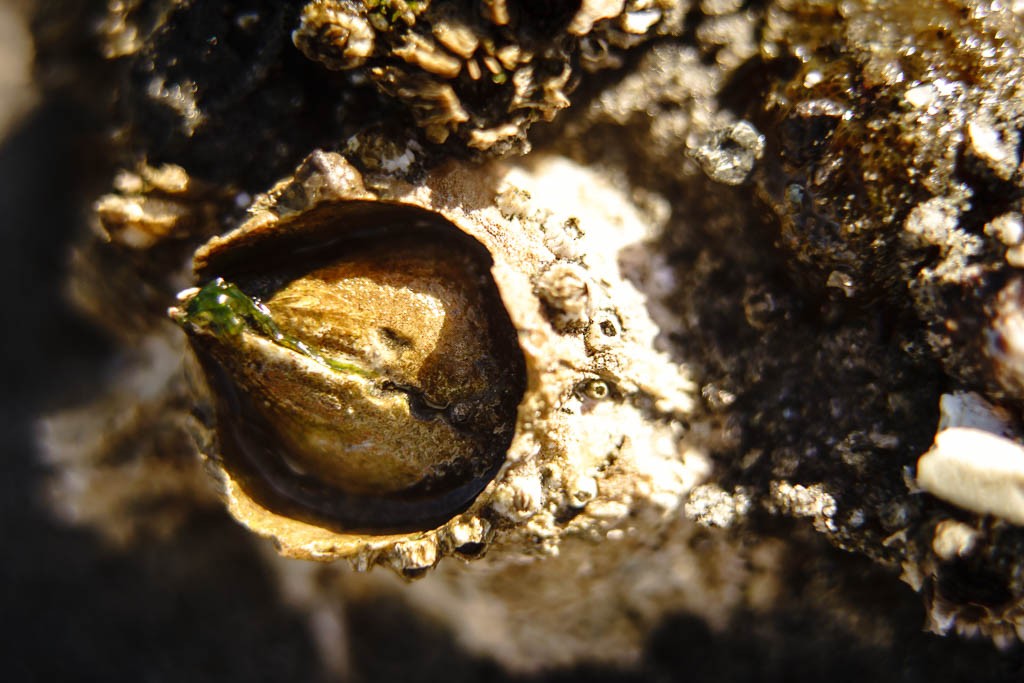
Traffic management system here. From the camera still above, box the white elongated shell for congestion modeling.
[917,427,1024,525]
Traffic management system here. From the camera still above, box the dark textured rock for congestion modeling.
[26,0,1024,670]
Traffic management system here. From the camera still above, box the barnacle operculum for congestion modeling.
[171,202,525,538]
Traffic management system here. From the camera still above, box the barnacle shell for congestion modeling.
[173,150,703,573]
[294,0,376,70]
[174,197,526,534]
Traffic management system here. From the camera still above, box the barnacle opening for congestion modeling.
[179,201,525,533]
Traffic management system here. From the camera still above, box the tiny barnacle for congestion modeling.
[581,378,611,401]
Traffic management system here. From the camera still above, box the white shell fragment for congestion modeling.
[917,427,1024,526]
[931,519,980,561]
[937,391,1014,436]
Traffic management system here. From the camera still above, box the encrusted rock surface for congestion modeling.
[30,0,1024,675]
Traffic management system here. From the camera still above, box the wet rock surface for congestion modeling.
[18,0,1024,678]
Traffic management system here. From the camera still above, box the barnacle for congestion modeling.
[156,150,702,574]
[172,199,526,533]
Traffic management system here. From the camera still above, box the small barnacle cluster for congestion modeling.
[293,0,688,153]
[80,0,690,194]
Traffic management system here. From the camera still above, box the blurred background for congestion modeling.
[2,1,1024,680]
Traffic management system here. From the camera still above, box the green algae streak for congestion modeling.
[176,278,376,378]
